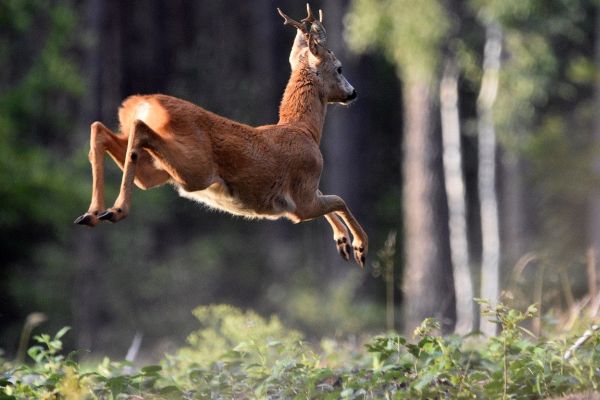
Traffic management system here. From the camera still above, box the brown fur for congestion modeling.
[75,6,367,266]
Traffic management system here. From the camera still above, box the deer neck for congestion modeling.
[278,64,327,144]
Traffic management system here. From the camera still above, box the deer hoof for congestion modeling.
[74,212,99,227]
[335,237,351,261]
[98,207,126,223]
[353,244,367,268]
[97,210,114,221]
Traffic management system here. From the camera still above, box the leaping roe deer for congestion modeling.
[74,4,368,267]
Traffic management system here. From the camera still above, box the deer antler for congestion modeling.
[277,8,308,35]
[278,4,327,48]
[76,4,366,267]
[302,4,327,47]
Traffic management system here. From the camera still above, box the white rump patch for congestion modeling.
[134,102,151,123]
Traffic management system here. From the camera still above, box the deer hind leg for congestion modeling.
[334,207,368,267]
[317,190,351,262]
[296,192,368,267]
[74,121,170,226]
[324,213,352,262]
[97,120,172,223]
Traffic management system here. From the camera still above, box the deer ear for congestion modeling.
[308,36,326,58]
[289,30,308,70]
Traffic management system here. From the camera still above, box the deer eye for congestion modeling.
[337,67,342,74]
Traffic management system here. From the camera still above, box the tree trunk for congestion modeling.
[72,0,113,351]
[499,150,529,269]
[588,6,600,313]
[440,61,474,334]
[477,22,502,337]
[322,1,363,270]
[402,79,456,334]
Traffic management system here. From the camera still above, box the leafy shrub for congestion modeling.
[177,304,305,367]
[163,304,315,398]
[1,303,599,399]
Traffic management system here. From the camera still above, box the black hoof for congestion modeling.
[74,213,96,227]
[355,254,366,268]
[336,238,352,261]
[337,246,350,261]
[98,210,115,221]
[352,245,367,268]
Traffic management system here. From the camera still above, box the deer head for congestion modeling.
[278,4,357,105]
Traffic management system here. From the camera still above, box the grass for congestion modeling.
[1,303,599,399]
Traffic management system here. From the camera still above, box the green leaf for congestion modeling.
[406,343,420,358]
[141,365,162,375]
[27,345,44,362]
[159,385,183,396]
[55,326,71,340]
[106,376,129,397]
[413,372,436,392]
[469,371,489,382]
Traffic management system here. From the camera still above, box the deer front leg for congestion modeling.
[297,192,368,267]
[74,122,127,227]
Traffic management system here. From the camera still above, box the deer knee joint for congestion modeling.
[91,121,103,132]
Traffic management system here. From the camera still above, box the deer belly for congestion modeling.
[176,182,291,220]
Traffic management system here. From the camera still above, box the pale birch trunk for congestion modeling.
[440,61,474,334]
[478,23,503,337]
[402,79,456,334]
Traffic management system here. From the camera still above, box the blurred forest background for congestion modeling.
[1,0,600,361]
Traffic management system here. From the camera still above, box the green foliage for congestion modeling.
[281,272,384,335]
[175,304,305,369]
[0,0,87,350]
[0,0,84,242]
[346,0,450,82]
[471,0,591,154]
[2,304,599,399]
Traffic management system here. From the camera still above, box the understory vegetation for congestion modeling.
[1,304,599,399]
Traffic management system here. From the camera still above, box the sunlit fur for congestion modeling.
[75,7,368,267]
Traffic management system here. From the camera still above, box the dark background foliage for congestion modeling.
[1,0,599,362]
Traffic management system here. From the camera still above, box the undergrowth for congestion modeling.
[1,303,599,399]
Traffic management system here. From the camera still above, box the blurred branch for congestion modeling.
[565,296,591,332]
[16,312,47,364]
[563,324,599,361]
[587,247,598,313]
[372,231,397,332]
[123,331,143,375]
[559,267,575,312]
[510,252,545,335]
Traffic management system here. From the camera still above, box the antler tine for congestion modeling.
[277,8,308,34]
[301,4,324,24]
[302,3,316,24]
[301,4,327,46]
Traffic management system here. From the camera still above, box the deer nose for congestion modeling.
[347,90,357,101]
